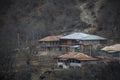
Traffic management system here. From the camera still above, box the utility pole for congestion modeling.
[33,31,35,45]
[90,44,92,56]
[26,36,28,47]
[118,52,120,64]
[17,32,20,49]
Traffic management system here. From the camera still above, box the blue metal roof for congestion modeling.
[61,32,106,40]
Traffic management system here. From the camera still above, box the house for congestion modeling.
[61,32,107,45]
[38,32,107,54]
[101,44,120,61]
[60,32,107,54]
[56,52,97,69]
[38,35,62,51]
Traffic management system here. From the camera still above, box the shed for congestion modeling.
[101,44,120,61]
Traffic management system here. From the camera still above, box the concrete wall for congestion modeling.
[57,60,98,69]
[57,62,69,69]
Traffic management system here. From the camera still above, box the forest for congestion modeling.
[0,0,120,80]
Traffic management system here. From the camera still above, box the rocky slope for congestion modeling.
[0,0,120,48]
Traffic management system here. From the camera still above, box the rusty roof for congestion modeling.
[59,52,97,61]
[101,44,120,52]
[38,35,62,42]
[96,56,115,62]
[59,45,71,48]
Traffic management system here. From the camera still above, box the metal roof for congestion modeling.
[61,32,106,40]
[70,45,79,48]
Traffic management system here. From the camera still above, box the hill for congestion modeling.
[0,0,120,48]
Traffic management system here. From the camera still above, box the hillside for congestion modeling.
[0,0,120,48]
[0,0,120,80]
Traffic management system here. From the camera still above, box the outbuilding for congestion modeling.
[101,44,120,61]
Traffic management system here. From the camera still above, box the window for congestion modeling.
[112,53,119,57]
[78,61,81,63]
[100,40,107,44]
